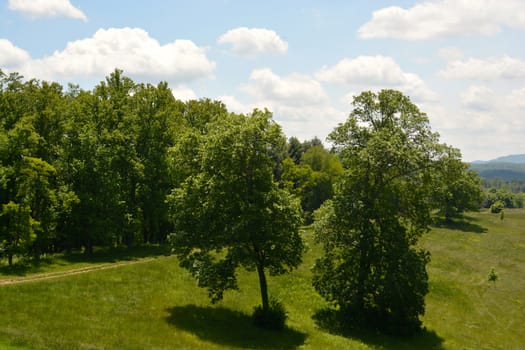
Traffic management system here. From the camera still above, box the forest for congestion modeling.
[0,69,488,334]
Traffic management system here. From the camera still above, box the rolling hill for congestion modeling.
[469,154,525,181]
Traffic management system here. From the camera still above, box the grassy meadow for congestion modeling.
[0,209,524,349]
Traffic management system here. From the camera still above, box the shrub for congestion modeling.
[490,200,504,213]
[252,298,287,330]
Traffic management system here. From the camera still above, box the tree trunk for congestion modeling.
[256,263,270,311]
[8,253,13,267]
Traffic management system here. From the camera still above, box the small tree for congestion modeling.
[491,200,505,214]
[168,110,303,328]
[488,268,498,287]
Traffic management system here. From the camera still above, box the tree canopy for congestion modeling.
[167,109,304,319]
[312,90,455,334]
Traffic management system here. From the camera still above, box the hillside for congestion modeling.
[1,210,524,349]
[469,154,525,182]
[469,162,525,181]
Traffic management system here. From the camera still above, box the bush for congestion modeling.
[490,200,504,213]
[252,298,287,330]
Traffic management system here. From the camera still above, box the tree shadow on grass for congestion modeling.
[433,216,487,234]
[313,308,445,350]
[165,305,307,349]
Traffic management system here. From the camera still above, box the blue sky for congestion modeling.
[1,0,525,161]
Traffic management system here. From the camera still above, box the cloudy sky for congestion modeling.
[1,0,525,161]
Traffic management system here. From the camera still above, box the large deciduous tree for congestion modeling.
[167,109,304,322]
[313,90,449,334]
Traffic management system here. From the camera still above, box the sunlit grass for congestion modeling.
[421,209,525,349]
[0,209,524,349]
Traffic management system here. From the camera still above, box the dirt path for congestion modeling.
[0,258,155,286]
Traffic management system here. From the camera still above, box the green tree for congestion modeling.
[433,147,483,222]
[286,136,303,164]
[281,144,343,221]
[167,110,304,322]
[133,82,183,243]
[0,75,78,260]
[0,201,36,266]
[482,187,523,209]
[313,90,448,335]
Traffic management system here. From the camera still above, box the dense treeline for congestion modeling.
[0,69,185,263]
[0,69,340,266]
[481,188,524,211]
[481,178,525,193]
[282,136,343,223]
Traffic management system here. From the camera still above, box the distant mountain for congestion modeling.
[469,161,525,181]
[490,154,525,163]
[472,154,525,164]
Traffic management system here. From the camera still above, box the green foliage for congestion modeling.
[286,136,303,164]
[488,268,498,286]
[490,200,505,213]
[313,90,451,335]
[482,187,523,209]
[432,147,483,221]
[0,70,187,262]
[0,201,36,265]
[281,144,343,223]
[252,298,287,330]
[168,110,304,312]
[481,177,525,193]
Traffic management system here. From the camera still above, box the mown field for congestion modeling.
[1,209,524,349]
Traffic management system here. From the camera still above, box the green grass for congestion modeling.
[0,209,524,349]
[420,209,525,349]
[0,245,170,279]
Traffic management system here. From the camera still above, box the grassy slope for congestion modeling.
[0,210,524,349]
[421,210,525,349]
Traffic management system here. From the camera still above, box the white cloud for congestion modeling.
[6,28,215,83]
[460,85,497,110]
[217,27,288,56]
[8,0,87,22]
[317,56,406,85]
[340,92,358,105]
[438,47,464,62]
[227,69,345,140]
[509,87,525,109]
[243,68,328,106]
[276,106,346,143]
[316,55,438,102]
[171,86,197,102]
[0,39,31,67]
[217,95,255,114]
[439,56,525,80]
[430,85,525,161]
[358,0,525,40]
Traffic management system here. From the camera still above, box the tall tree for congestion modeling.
[133,81,183,243]
[313,90,448,334]
[167,109,304,321]
[0,75,77,260]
